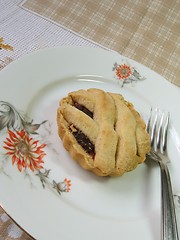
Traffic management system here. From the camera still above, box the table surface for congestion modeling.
[0,0,180,239]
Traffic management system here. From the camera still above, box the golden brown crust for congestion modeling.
[57,88,150,176]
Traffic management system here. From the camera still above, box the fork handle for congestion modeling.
[159,161,179,240]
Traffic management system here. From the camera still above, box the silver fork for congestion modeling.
[147,108,179,240]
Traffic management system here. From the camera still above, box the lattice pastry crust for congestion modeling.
[57,88,150,176]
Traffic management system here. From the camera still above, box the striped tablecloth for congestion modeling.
[0,0,180,239]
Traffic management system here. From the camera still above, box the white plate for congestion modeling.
[0,46,179,240]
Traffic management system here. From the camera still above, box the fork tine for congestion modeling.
[161,112,170,154]
[146,107,152,134]
[155,110,164,152]
[150,108,159,147]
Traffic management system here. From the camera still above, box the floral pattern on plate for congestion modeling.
[0,101,71,195]
[112,62,146,86]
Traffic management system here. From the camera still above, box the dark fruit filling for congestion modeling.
[74,102,93,118]
[69,125,95,158]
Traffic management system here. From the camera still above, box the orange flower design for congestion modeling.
[115,64,132,79]
[3,130,46,172]
[52,178,72,194]
[64,178,71,192]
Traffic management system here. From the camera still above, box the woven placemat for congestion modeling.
[20,0,180,87]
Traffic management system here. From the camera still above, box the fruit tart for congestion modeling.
[57,88,150,176]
